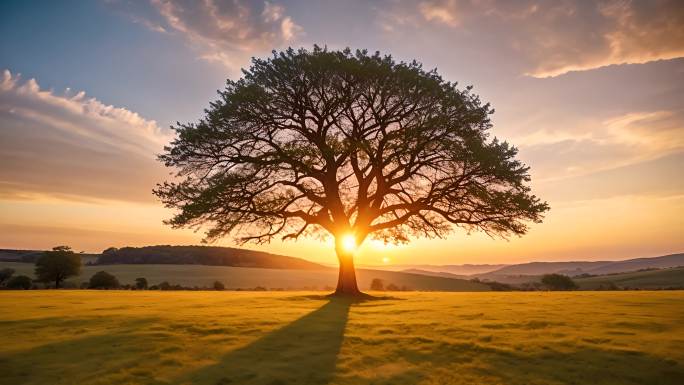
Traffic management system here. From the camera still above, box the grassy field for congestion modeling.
[0,262,490,291]
[1,291,683,384]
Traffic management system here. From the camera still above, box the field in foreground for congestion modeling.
[1,292,683,385]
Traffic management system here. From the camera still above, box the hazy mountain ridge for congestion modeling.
[479,254,684,277]
[372,263,508,275]
[400,253,684,285]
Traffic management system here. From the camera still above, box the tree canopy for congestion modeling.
[88,271,120,289]
[541,274,578,291]
[35,246,81,289]
[155,47,549,295]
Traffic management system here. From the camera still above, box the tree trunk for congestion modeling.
[55,278,60,289]
[334,247,361,296]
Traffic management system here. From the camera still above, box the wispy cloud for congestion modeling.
[514,109,684,180]
[144,0,303,73]
[382,0,684,77]
[0,70,172,203]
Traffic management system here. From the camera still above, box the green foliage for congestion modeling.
[34,246,81,288]
[88,271,120,289]
[5,275,31,289]
[155,46,549,247]
[0,267,15,285]
[134,277,148,290]
[541,274,578,291]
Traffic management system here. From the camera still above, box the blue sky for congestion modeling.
[0,0,226,126]
[1,0,683,264]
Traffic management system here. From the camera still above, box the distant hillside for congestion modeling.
[484,261,612,276]
[402,269,468,279]
[97,245,326,270]
[0,249,99,264]
[582,254,684,275]
[575,267,684,290]
[0,249,44,262]
[474,254,684,277]
[375,263,506,275]
[0,262,491,292]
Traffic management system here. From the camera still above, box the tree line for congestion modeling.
[0,246,228,291]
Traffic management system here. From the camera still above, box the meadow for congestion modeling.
[0,262,490,291]
[1,291,683,384]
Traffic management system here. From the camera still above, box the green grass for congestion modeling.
[0,262,490,291]
[575,267,684,289]
[1,291,683,384]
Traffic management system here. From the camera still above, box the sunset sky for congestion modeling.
[1,0,683,266]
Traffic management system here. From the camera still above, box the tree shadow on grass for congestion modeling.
[177,297,353,385]
[0,316,166,385]
[389,339,684,385]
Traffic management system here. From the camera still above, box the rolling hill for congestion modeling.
[575,267,684,290]
[97,245,326,270]
[376,263,507,275]
[478,254,684,277]
[0,261,491,292]
[581,254,684,275]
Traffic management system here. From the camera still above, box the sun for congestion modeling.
[382,257,391,264]
[341,234,357,252]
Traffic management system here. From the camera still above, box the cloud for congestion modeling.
[419,0,460,27]
[383,0,684,77]
[146,0,302,72]
[514,109,684,181]
[0,70,172,203]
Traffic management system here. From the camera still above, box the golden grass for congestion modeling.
[1,291,683,384]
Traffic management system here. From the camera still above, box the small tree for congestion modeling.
[88,271,120,289]
[155,47,549,296]
[35,246,81,288]
[541,274,578,291]
[370,278,385,291]
[213,281,225,291]
[6,275,32,290]
[0,267,15,286]
[135,277,148,290]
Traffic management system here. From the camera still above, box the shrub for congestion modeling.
[386,283,400,291]
[370,278,384,291]
[135,277,148,290]
[158,281,171,290]
[0,267,15,285]
[88,271,120,289]
[541,274,578,291]
[213,281,225,291]
[6,275,32,290]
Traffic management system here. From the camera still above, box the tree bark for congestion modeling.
[334,246,361,296]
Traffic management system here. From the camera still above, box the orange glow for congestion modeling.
[341,234,357,253]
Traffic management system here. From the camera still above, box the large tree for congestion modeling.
[155,47,549,296]
[35,246,81,289]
